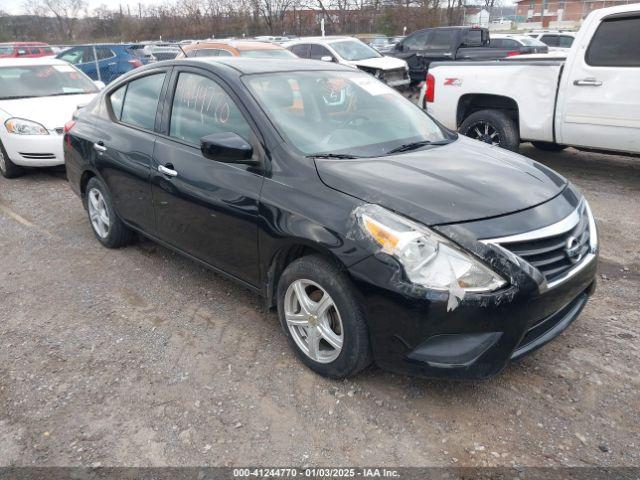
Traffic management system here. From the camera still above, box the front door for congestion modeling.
[556,12,640,153]
[151,68,263,286]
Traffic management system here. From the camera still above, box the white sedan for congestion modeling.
[0,57,100,178]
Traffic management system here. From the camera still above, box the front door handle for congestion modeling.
[158,164,178,177]
[573,77,603,87]
[93,141,107,152]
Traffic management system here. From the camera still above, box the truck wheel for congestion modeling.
[531,141,567,151]
[460,110,520,152]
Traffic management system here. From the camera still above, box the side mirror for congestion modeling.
[201,132,254,164]
[93,80,106,90]
[320,55,333,62]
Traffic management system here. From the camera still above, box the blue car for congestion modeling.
[56,44,144,84]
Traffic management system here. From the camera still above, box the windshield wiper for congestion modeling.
[385,139,451,155]
[306,153,362,159]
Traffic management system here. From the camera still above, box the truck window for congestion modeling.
[403,31,429,51]
[586,15,640,67]
[463,30,483,46]
[426,30,454,50]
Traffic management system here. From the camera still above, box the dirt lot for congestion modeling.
[0,145,638,468]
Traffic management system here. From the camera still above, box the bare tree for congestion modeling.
[24,0,87,40]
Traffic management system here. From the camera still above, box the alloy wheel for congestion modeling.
[284,279,344,364]
[87,188,110,238]
[467,121,501,146]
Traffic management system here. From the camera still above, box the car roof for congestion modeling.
[177,57,351,75]
[189,40,285,51]
[287,36,356,44]
[0,57,70,67]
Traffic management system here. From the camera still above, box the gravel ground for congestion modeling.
[0,145,638,468]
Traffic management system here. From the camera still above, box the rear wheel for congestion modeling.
[459,109,520,152]
[0,141,25,179]
[531,141,567,151]
[85,177,133,248]
[277,255,372,378]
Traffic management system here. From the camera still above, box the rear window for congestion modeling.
[586,15,640,67]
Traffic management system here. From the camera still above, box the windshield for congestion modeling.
[0,64,98,100]
[239,49,297,59]
[330,40,381,61]
[245,70,449,157]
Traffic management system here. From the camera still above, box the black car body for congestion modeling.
[64,58,598,380]
[388,26,524,83]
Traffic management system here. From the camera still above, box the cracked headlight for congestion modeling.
[357,204,506,293]
[5,118,49,135]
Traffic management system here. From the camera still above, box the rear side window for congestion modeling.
[120,73,165,130]
[558,35,574,48]
[426,30,453,50]
[290,44,310,58]
[109,85,126,119]
[96,47,115,60]
[586,15,640,67]
[541,35,559,47]
[195,49,220,57]
[310,44,332,60]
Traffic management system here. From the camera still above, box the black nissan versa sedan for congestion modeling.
[63,57,598,380]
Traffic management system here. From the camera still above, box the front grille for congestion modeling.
[384,68,408,83]
[19,152,56,160]
[497,203,590,283]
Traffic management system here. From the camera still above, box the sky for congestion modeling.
[1,0,168,15]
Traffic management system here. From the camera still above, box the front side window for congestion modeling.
[586,15,640,67]
[403,31,429,50]
[329,40,381,61]
[59,48,84,64]
[540,35,559,47]
[245,71,447,157]
[169,72,251,145]
[558,35,574,48]
[119,73,165,130]
[97,47,115,60]
[0,64,98,100]
[309,44,333,60]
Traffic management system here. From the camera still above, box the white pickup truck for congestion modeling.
[420,3,640,155]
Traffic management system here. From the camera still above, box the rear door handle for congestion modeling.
[573,77,603,87]
[93,141,107,152]
[158,164,178,177]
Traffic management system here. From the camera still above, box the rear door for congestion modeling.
[93,68,170,233]
[151,67,264,285]
[557,12,640,153]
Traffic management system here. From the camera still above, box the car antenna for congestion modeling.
[177,43,188,57]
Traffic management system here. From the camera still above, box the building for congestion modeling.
[463,7,491,27]
[515,0,634,27]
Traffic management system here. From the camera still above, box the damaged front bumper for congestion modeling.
[347,228,598,380]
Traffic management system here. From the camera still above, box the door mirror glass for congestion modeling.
[201,132,254,163]
[320,55,333,62]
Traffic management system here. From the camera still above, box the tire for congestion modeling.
[277,255,372,378]
[0,140,25,179]
[459,109,520,152]
[85,177,133,248]
[531,141,567,151]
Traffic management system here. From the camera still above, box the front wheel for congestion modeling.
[277,255,372,378]
[459,109,520,152]
[531,141,567,151]
[0,141,25,179]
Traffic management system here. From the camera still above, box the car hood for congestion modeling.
[343,55,408,71]
[0,94,97,130]
[314,136,567,226]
